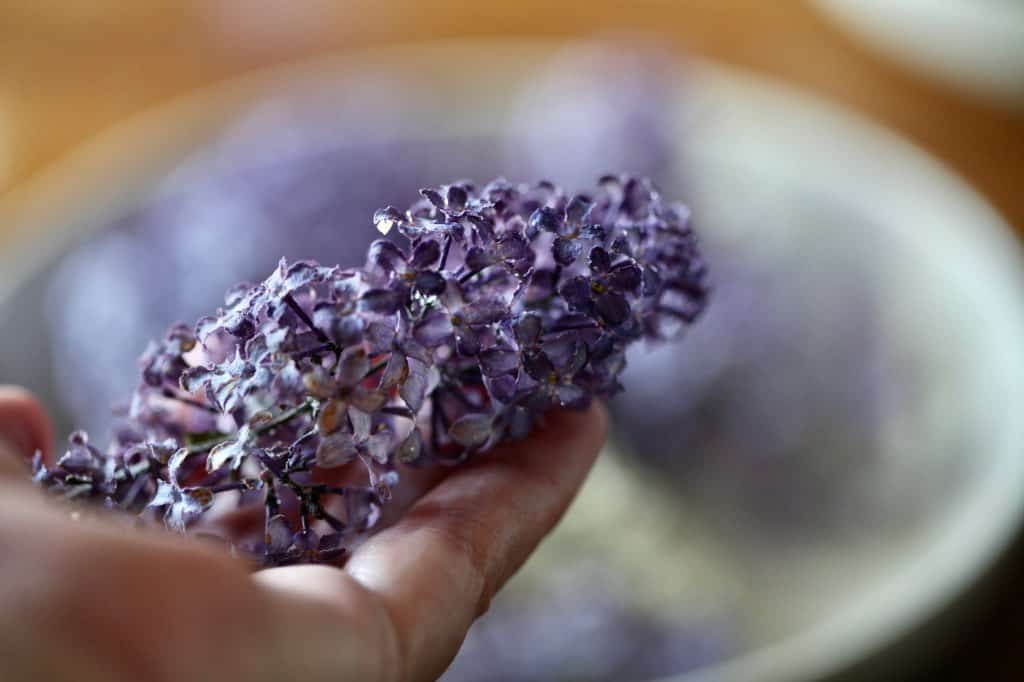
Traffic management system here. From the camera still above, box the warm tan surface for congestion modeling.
[1,1,1022,236]
[1,2,1022,680]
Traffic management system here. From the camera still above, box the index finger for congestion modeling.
[256,403,607,681]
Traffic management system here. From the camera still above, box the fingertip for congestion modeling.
[0,385,54,461]
[254,566,405,682]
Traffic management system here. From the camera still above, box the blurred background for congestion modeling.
[2,2,1024,682]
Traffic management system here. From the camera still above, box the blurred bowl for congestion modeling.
[2,40,1024,682]
[813,0,1024,107]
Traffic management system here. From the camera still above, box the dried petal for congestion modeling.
[317,432,359,468]
[552,237,582,266]
[413,271,446,296]
[337,348,370,388]
[373,207,404,236]
[559,276,592,309]
[528,207,561,234]
[413,310,454,347]
[595,291,630,326]
[589,246,612,273]
[478,347,520,376]
[379,352,409,390]
[397,428,423,464]
[410,240,442,269]
[360,289,403,315]
[400,360,430,412]
[363,431,392,464]
[449,413,493,448]
[266,514,294,554]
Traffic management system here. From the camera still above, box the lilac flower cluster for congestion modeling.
[33,176,708,566]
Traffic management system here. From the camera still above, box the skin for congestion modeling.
[0,385,606,681]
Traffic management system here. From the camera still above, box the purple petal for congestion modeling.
[413,310,454,347]
[167,448,191,482]
[642,266,663,297]
[223,282,257,309]
[589,246,612,273]
[373,208,403,236]
[362,432,392,464]
[149,480,177,508]
[350,388,389,414]
[400,360,430,412]
[514,314,542,347]
[582,224,607,241]
[336,348,370,388]
[552,237,582,266]
[555,383,588,408]
[365,320,397,352]
[566,194,593,225]
[318,309,364,347]
[559,276,592,309]
[272,359,304,397]
[561,341,588,377]
[483,373,518,404]
[466,213,495,241]
[292,529,320,555]
[460,300,508,325]
[360,288,403,315]
[270,259,332,297]
[397,428,423,464]
[606,262,643,292]
[465,246,492,271]
[379,352,409,390]
[455,326,481,356]
[414,271,446,296]
[266,514,294,554]
[496,233,531,263]
[446,184,468,212]
[317,432,359,468]
[478,347,520,376]
[302,365,336,401]
[207,427,250,471]
[419,187,446,209]
[609,234,631,255]
[528,207,561,234]
[523,350,556,381]
[317,398,347,434]
[595,291,630,326]
[348,408,372,439]
[410,239,442,269]
[368,239,407,272]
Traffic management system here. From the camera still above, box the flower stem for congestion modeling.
[185,399,316,455]
[283,294,339,354]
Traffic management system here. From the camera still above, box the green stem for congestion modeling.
[185,399,316,455]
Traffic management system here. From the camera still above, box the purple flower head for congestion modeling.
[34,175,709,565]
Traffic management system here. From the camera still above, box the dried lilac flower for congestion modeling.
[34,176,709,566]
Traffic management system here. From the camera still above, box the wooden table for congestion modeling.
[1,2,1022,679]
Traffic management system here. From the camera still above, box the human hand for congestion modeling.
[0,384,606,681]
